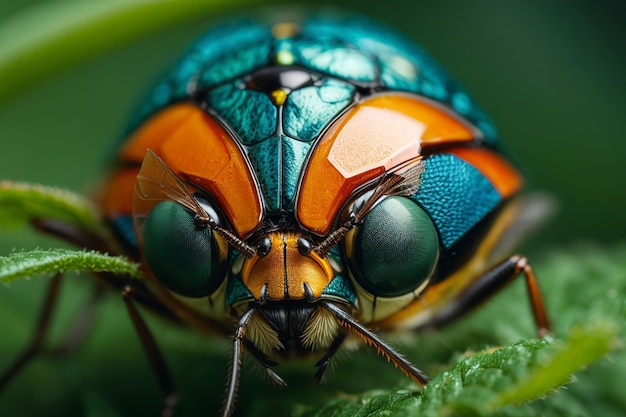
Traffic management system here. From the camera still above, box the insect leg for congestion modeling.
[49,283,104,356]
[122,286,178,417]
[31,218,111,254]
[222,307,254,417]
[423,255,551,337]
[313,332,347,383]
[242,339,287,387]
[0,272,63,392]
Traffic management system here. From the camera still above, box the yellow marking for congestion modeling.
[275,49,295,65]
[387,54,417,79]
[270,88,288,106]
[272,22,300,39]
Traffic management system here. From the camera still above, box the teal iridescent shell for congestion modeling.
[124,13,500,223]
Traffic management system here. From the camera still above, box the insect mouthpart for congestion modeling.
[222,297,432,417]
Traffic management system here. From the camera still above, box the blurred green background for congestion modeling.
[1,1,626,416]
[1,0,625,250]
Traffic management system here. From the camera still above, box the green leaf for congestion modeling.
[0,180,101,229]
[0,0,262,104]
[494,323,620,407]
[0,249,141,283]
[297,328,619,417]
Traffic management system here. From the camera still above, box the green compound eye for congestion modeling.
[344,196,439,298]
[142,200,229,298]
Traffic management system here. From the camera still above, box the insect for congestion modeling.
[1,12,551,417]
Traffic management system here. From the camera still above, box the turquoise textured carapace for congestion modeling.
[207,83,277,146]
[112,216,137,249]
[321,274,356,304]
[122,13,500,216]
[282,79,355,141]
[412,154,502,248]
[226,273,254,306]
[298,16,498,142]
[246,135,315,210]
[128,19,273,124]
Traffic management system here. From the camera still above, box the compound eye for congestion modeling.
[344,196,439,297]
[142,200,229,298]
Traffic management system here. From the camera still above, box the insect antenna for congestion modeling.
[321,301,431,386]
[313,157,424,258]
[206,219,256,258]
